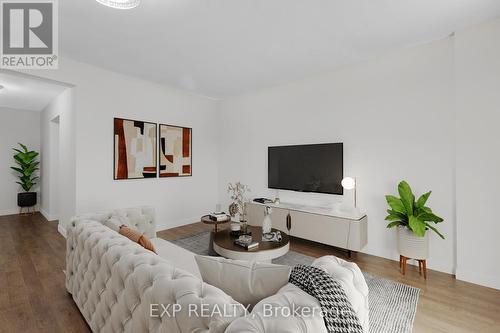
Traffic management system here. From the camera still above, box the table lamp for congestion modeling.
[341,177,357,208]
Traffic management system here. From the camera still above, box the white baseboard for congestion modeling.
[156,215,203,232]
[0,208,19,216]
[58,224,67,238]
[40,209,58,222]
[456,268,500,290]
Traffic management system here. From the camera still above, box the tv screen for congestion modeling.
[268,143,343,195]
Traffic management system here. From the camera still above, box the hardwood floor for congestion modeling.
[1,213,499,333]
[0,213,91,333]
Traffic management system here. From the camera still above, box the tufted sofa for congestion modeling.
[66,207,369,333]
[66,208,246,333]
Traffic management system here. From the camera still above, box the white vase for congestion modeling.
[262,215,272,234]
[397,226,429,259]
[262,206,272,234]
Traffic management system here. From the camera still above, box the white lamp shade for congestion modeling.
[341,177,356,190]
[96,0,140,9]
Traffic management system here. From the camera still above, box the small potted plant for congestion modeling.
[11,143,39,211]
[385,180,444,260]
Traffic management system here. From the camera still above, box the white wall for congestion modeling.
[455,19,500,290]
[0,108,41,215]
[28,58,220,232]
[218,39,456,274]
[40,88,75,229]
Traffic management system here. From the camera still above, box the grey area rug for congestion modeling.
[171,231,419,333]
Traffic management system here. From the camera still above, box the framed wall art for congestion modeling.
[159,124,192,177]
[114,118,157,180]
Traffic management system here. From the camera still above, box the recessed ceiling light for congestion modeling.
[96,0,140,9]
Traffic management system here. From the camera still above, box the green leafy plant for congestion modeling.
[11,143,39,192]
[385,180,445,239]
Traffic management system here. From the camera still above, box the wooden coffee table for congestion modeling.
[213,226,289,262]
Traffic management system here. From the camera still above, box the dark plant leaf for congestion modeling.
[386,221,402,228]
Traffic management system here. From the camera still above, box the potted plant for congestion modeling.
[11,143,39,210]
[385,180,444,260]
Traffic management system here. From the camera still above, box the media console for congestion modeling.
[247,201,367,256]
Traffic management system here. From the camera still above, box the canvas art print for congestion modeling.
[159,124,192,177]
[114,118,157,179]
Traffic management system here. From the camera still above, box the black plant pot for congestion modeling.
[18,192,37,207]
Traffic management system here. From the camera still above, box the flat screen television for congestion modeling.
[268,143,343,195]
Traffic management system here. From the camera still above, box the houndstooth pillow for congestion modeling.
[289,265,363,333]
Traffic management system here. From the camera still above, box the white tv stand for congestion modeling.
[247,201,367,256]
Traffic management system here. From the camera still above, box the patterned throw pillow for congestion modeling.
[289,264,363,333]
[119,225,157,254]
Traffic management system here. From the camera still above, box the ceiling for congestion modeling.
[60,0,500,97]
[0,71,67,111]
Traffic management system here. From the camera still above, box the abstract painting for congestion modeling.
[159,124,192,177]
[114,118,157,179]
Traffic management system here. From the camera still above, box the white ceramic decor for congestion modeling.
[262,206,272,234]
[397,226,429,259]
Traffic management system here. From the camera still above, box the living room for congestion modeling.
[0,1,499,332]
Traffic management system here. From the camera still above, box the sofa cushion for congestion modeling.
[150,237,201,278]
[195,256,291,308]
[312,255,370,333]
[119,225,157,254]
[225,283,328,333]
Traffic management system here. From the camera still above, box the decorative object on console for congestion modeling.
[114,118,157,179]
[274,190,280,204]
[385,180,445,279]
[262,206,273,234]
[11,143,39,214]
[159,124,192,177]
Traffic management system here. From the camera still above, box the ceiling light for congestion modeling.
[96,0,140,9]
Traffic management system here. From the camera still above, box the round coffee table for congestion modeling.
[213,225,289,262]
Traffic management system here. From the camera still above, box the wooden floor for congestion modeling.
[1,214,499,333]
[0,213,90,333]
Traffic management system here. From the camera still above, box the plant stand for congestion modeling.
[19,206,36,216]
[400,255,427,279]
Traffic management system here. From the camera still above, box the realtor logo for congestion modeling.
[1,0,58,69]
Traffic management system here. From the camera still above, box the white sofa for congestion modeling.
[66,207,369,333]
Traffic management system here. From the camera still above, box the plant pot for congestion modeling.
[397,226,428,260]
[18,192,37,207]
